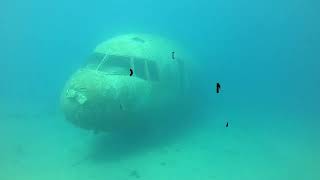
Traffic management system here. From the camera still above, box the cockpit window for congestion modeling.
[83,53,160,81]
[134,58,147,80]
[84,53,105,69]
[147,60,159,81]
[98,55,130,75]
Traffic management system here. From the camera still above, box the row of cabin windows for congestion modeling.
[84,53,159,81]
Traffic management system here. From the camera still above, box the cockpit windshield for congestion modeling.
[84,52,160,81]
[84,53,130,75]
[99,55,130,75]
[84,53,104,69]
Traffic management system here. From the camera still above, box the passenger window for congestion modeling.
[134,58,147,80]
[84,53,105,69]
[147,60,159,81]
[99,55,130,75]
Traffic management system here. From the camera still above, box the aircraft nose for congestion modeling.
[60,70,132,131]
[61,70,115,109]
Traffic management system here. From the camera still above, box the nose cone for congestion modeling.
[61,70,127,131]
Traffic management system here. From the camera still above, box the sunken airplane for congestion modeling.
[60,33,201,133]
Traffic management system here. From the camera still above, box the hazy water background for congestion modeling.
[1,0,319,180]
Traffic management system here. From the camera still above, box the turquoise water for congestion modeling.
[1,0,319,180]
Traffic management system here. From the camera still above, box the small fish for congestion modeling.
[216,82,221,93]
[226,122,229,127]
[130,68,133,76]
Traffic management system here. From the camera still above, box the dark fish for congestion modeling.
[130,68,133,76]
[216,83,221,93]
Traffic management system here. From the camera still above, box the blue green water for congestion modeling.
[1,0,319,179]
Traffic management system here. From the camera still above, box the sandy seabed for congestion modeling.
[0,106,319,180]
